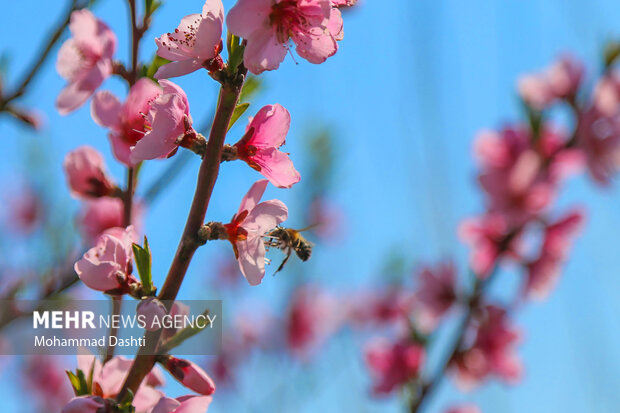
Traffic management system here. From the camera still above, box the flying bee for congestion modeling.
[265,226,314,274]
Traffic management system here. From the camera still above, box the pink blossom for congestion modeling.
[154,0,224,79]
[518,75,555,110]
[75,355,164,412]
[63,146,116,198]
[233,104,300,188]
[525,210,584,300]
[347,287,414,327]
[56,10,116,114]
[224,180,288,285]
[451,305,522,389]
[458,213,513,278]
[414,261,458,331]
[137,298,168,331]
[152,395,212,413]
[576,105,620,185]
[78,197,123,242]
[365,337,425,395]
[24,356,73,410]
[130,80,196,163]
[593,72,620,116]
[547,56,583,99]
[444,405,482,413]
[165,357,216,395]
[475,127,566,226]
[74,226,137,292]
[518,56,583,110]
[91,78,162,166]
[4,184,43,235]
[77,197,143,243]
[227,0,347,74]
[286,285,341,356]
[62,396,106,413]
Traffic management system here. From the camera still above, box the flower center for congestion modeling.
[269,0,307,43]
[161,16,203,53]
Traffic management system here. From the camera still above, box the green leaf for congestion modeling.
[145,0,161,15]
[146,55,171,80]
[239,76,263,103]
[132,237,153,296]
[66,369,90,396]
[119,388,135,410]
[228,103,250,131]
[227,33,245,74]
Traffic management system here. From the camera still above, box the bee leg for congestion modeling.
[274,247,292,275]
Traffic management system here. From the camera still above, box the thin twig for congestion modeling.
[0,0,86,109]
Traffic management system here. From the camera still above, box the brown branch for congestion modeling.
[116,68,248,401]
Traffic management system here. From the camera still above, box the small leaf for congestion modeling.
[146,55,171,80]
[240,76,263,103]
[132,237,153,296]
[66,369,90,396]
[66,371,81,395]
[228,102,250,131]
[119,388,135,409]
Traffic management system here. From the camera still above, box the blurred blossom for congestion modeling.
[518,55,583,110]
[4,184,43,234]
[458,213,513,277]
[450,305,522,390]
[77,197,143,243]
[576,104,620,185]
[24,355,73,410]
[413,261,458,332]
[63,146,116,198]
[346,286,414,328]
[365,337,425,395]
[474,126,572,227]
[286,285,342,358]
[444,404,482,413]
[525,210,584,300]
[56,10,116,114]
[91,78,161,166]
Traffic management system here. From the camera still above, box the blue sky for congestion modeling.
[2,0,620,412]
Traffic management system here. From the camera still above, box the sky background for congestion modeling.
[2,0,620,412]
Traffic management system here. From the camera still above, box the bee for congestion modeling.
[266,227,313,274]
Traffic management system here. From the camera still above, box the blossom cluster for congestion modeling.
[52,0,355,411]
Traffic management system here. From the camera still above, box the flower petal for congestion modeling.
[236,179,269,216]
[91,91,122,128]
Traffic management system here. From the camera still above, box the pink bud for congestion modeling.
[64,146,115,198]
[166,358,215,395]
[62,396,105,413]
[137,298,168,331]
[152,395,212,413]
